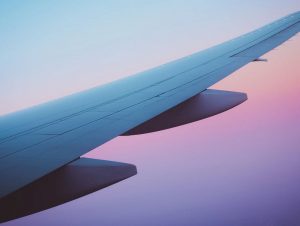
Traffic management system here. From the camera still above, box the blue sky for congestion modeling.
[0,0,299,115]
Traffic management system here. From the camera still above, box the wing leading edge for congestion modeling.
[0,12,299,199]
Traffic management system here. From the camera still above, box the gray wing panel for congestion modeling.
[0,11,299,198]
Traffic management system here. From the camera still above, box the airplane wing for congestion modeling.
[0,11,299,207]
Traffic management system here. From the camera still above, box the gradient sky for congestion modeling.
[1,1,300,226]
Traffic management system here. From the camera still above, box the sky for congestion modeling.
[1,1,300,225]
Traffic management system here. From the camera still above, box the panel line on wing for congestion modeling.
[230,21,300,57]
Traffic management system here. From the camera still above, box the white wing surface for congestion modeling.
[0,12,299,198]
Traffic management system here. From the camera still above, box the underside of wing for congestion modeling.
[0,11,299,222]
